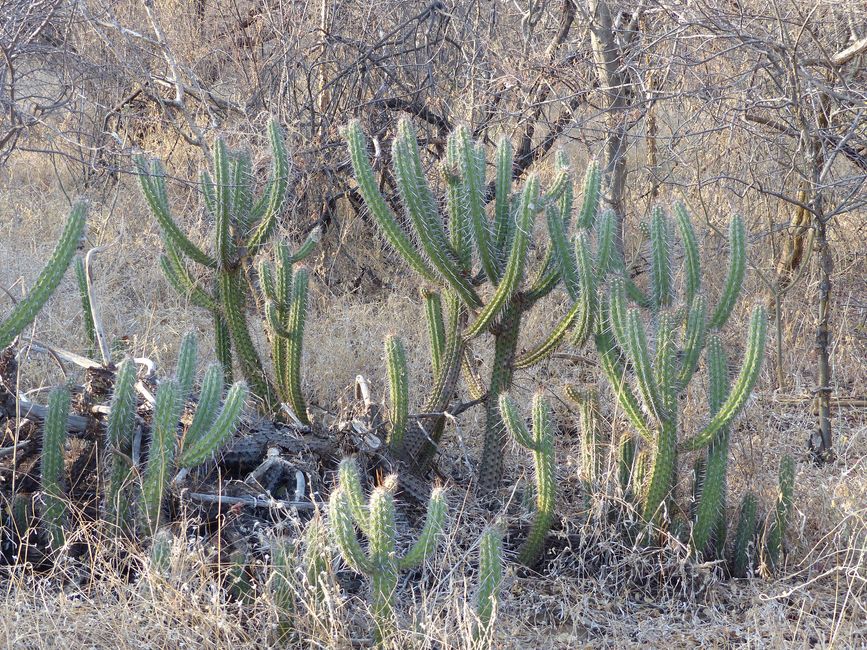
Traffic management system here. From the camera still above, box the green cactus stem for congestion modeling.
[474,525,504,648]
[732,492,757,578]
[384,335,409,451]
[40,387,70,553]
[763,455,795,572]
[0,203,86,349]
[499,393,555,567]
[104,358,137,530]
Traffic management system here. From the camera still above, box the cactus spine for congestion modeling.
[474,526,503,648]
[499,393,555,567]
[328,458,446,644]
[137,122,317,415]
[347,119,600,495]
[41,387,70,553]
[0,203,86,350]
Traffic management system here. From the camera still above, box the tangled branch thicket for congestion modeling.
[0,0,865,648]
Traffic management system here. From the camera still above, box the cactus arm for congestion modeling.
[569,233,597,346]
[475,526,503,640]
[74,256,97,355]
[200,169,216,218]
[159,246,217,312]
[498,393,535,449]
[709,216,746,330]
[465,175,540,339]
[284,267,310,424]
[764,455,795,571]
[595,209,617,281]
[691,335,730,554]
[392,123,481,309]
[41,387,70,552]
[576,161,601,230]
[213,140,237,269]
[345,121,438,283]
[368,482,399,642]
[732,492,757,578]
[514,297,589,369]
[385,335,409,451]
[338,458,370,533]
[178,363,222,454]
[676,295,708,391]
[135,157,216,268]
[517,394,556,567]
[546,202,579,299]
[606,277,630,352]
[649,207,673,310]
[654,313,678,408]
[399,486,446,569]
[275,243,294,305]
[422,289,445,377]
[492,136,514,263]
[141,379,182,535]
[106,359,137,449]
[328,487,374,574]
[214,313,233,383]
[594,324,652,443]
[642,417,677,525]
[175,332,198,400]
[218,270,276,411]
[443,133,471,269]
[674,202,701,305]
[177,380,247,467]
[258,259,277,303]
[625,308,668,421]
[0,203,86,349]
[289,227,321,265]
[681,306,767,451]
[454,128,498,284]
[246,120,290,253]
[617,433,637,494]
[230,149,254,234]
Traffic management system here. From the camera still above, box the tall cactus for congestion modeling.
[0,203,86,349]
[40,387,70,553]
[499,393,555,567]
[104,358,137,531]
[136,122,317,414]
[328,458,446,644]
[384,335,409,451]
[589,206,766,543]
[346,119,600,495]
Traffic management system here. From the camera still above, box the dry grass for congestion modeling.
[0,156,865,649]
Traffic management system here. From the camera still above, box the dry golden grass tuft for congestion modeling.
[0,160,865,648]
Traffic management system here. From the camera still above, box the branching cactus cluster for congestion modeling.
[328,458,446,644]
[347,119,600,495]
[136,122,318,415]
[103,332,248,536]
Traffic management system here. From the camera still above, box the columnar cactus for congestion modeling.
[104,358,137,531]
[40,387,70,553]
[74,255,97,358]
[110,333,249,535]
[384,335,409,451]
[346,119,599,495]
[328,457,446,644]
[270,537,297,640]
[474,525,504,648]
[732,492,757,578]
[763,455,795,572]
[0,203,86,349]
[565,385,605,488]
[136,122,317,414]
[499,393,555,567]
[589,206,767,544]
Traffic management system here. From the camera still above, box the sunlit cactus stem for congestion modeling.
[499,393,555,567]
[384,335,409,450]
[0,203,86,350]
[41,387,70,554]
